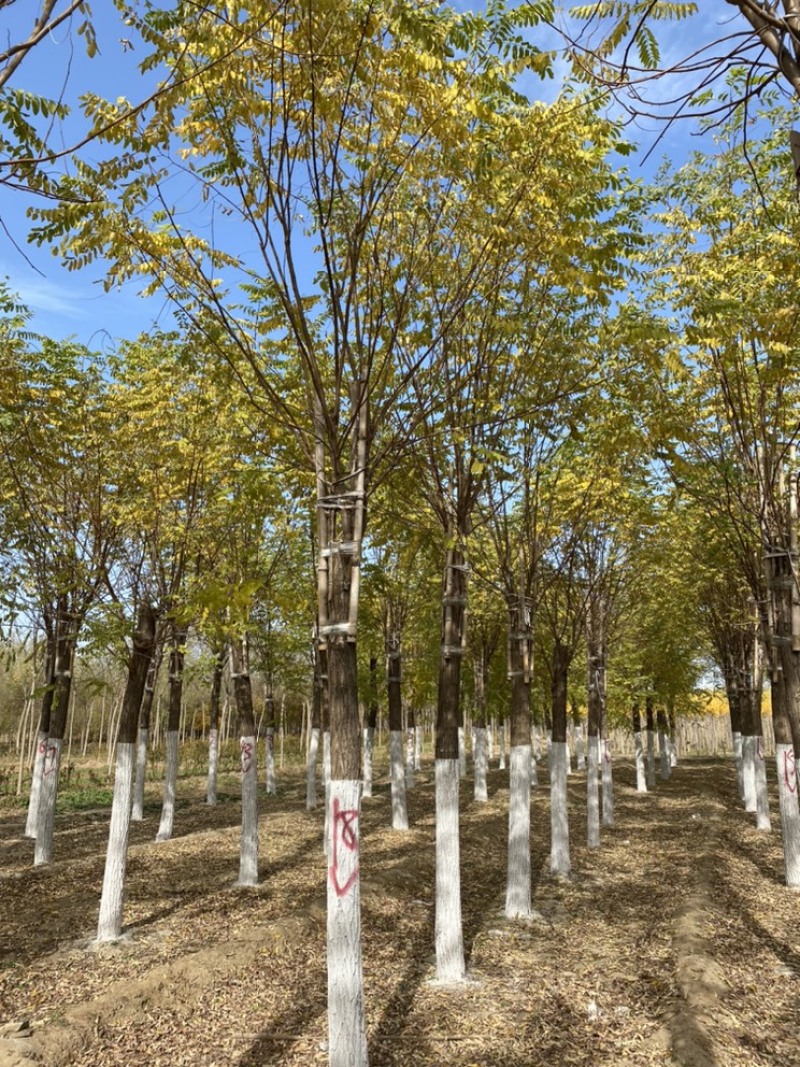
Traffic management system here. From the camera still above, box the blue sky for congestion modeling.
[0,2,766,350]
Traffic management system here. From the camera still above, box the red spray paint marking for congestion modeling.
[329,797,359,898]
[756,738,764,761]
[240,738,254,774]
[43,744,58,776]
[784,750,797,795]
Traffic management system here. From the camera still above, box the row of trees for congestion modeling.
[2,3,800,1065]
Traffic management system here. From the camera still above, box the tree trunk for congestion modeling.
[156,628,187,843]
[362,656,377,799]
[232,635,259,886]
[505,599,532,917]
[657,707,670,780]
[97,604,156,941]
[132,645,161,821]
[726,663,745,801]
[264,676,277,796]
[473,646,489,803]
[25,631,56,839]
[645,696,656,790]
[550,641,571,877]
[586,636,601,849]
[206,647,224,806]
[387,635,408,830]
[434,545,467,981]
[34,614,77,867]
[633,703,647,793]
[771,670,800,885]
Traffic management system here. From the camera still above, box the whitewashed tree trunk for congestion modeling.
[733,732,744,801]
[530,747,538,787]
[389,730,409,831]
[505,744,531,918]
[155,730,179,841]
[742,735,757,813]
[566,736,573,776]
[473,726,488,802]
[131,727,149,821]
[327,778,368,1067]
[646,729,656,789]
[238,735,259,885]
[458,726,466,778]
[33,738,62,866]
[487,720,494,760]
[306,726,320,810]
[97,742,136,941]
[435,759,465,981]
[601,739,615,827]
[549,741,570,877]
[25,732,48,839]
[362,727,374,798]
[414,725,423,770]
[206,727,219,806]
[776,745,800,887]
[265,726,277,795]
[405,728,415,789]
[587,735,600,849]
[634,731,647,792]
[575,723,586,771]
[755,738,771,832]
[498,723,506,770]
[658,730,670,779]
[669,734,678,767]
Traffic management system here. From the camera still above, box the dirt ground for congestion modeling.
[0,754,798,1067]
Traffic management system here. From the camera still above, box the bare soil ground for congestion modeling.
[0,755,798,1067]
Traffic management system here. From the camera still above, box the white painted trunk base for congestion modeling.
[34,737,62,866]
[265,727,277,795]
[307,727,320,810]
[498,724,506,770]
[531,749,538,787]
[414,725,423,770]
[406,729,415,789]
[550,741,570,877]
[362,728,374,799]
[755,739,771,832]
[587,736,600,849]
[238,735,259,885]
[658,731,670,780]
[733,732,744,801]
[646,729,656,789]
[458,727,466,778]
[775,745,800,887]
[323,731,332,856]
[575,724,586,772]
[487,722,494,760]
[326,779,368,1067]
[389,731,409,831]
[435,759,465,982]
[156,730,179,841]
[207,728,219,806]
[566,740,573,776]
[601,740,615,828]
[505,745,531,918]
[634,731,647,793]
[97,742,135,941]
[474,727,488,803]
[669,736,678,767]
[25,731,48,839]
[132,727,149,821]
[742,735,757,813]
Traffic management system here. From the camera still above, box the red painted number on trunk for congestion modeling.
[784,750,797,794]
[240,738,253,774]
